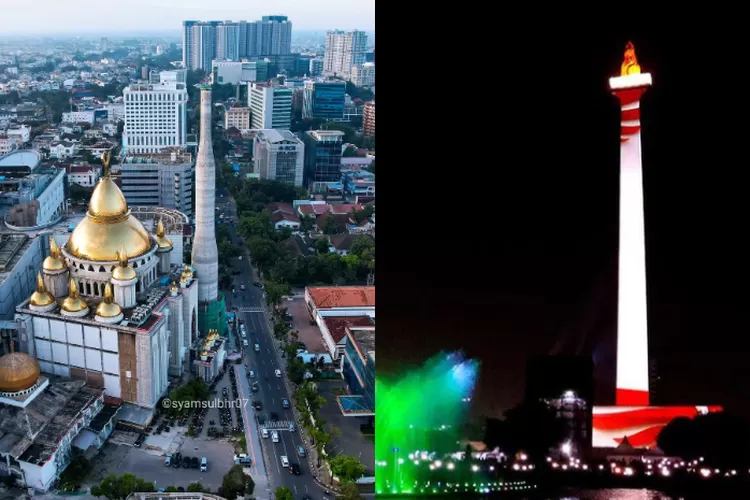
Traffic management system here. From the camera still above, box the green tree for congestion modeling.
[247,237,282,270]
[275,486,294,500]
[339,481,364,500]
[343,145,359,157]
[300,214,315,231]
[89,473,155,500]
[287,356,306,385]
[264,280,289,309]
[165,486,178,492]
[315,237,331,254]
[322,217,341,235]
[269,256,298,284]
[59,455,91,488]
[186,482,204,492]
[329,455,366,482]
[294,382,327,413]
[220,464,254,500]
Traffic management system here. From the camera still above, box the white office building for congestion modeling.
[118,151,194,216]
[351,63,375,88]
[248,82,292,130]
[122,71,188,155]
[323,30,368,80]
[253,129,304,186]
[61,111,95,125]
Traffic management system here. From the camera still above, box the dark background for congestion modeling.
[377,17,750,420]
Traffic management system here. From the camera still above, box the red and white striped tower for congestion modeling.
[610,42,653,407]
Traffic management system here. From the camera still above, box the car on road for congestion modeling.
[275,369,281,378]
[253,401,262,410]
[271,431,279,443]
[290,463,301,475]
[164,456,171,466]
[248,370,255,378]
[280,455,289,468]
[240,284,246,291]
[281,398,290,408]
[254,344,260,352]
[261,428,269,439]
[290,423,296,432]
[297,445,305,457]
[200,457,208,472]
[243,340,249,346]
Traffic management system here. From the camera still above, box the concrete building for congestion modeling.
[211,59,270,86]
[0,348,119,492]
[341,323,375,419]
[0,151,66,228]
[123,71,188,154]
[117,150,194,216]
[303,130,344,193]
[192,329,227,382]
[61,111,95,125]
[4,125,31,144]
[253,129,304,186]
[351,63,375,89]
[0,136,17,156]
[13,169,199,409]
[224,106,251,130]
[309,58,324,77]
[302,79,346,121]
[323,30,368,80]
[65,164,101,188]
[216,23,240,61]
[248,82,292,130]
[363,101,375,137]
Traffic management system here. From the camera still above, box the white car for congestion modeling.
[280,455,289,468]
[275,369,281,378]
[272,431,279,443]
[243,340,249,347]
[254,344,260,352]
[248,370,255,378]
[261,428,269,439]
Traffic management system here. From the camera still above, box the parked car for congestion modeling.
[200,457,208,472]
[164,456,172,467]
[191,456,199,469]
[183,456,191,468]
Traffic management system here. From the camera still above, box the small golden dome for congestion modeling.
[170,281,179,292]
[29,273,55,307]
[112,249,137,281]
[43,237,65,271]
[154,219,173,249]
[89,176,128,218]
[200,350,208,357]
[96,283,122,318]
[0,348,40,393]
[62,278,88,313]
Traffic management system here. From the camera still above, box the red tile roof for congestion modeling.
[298,203,331,216]
[272,211,300,224]
[308,286,375,309]
[329,203,363,215]
[322,315,375,344]
[266,202,295,215]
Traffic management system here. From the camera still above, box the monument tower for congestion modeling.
[191,86,226,335]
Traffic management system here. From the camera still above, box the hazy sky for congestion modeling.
[0,0,374,35]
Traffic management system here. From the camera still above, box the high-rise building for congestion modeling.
[212,60,269,85]
[100,37,109,52]
[303,130,344,192]
[323,30,368,79]
[363,101,375,137]
[302,79,346,120]
[351,62,375,88]
[248,82,292,130]
[309,58,324,76]
[216,22,240,61]
[118,150,194,215]
[253,129,305,186]
[183,17,292,70]
[123,71,188,155]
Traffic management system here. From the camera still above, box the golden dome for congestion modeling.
[43,237,65,271]
[170,281,179,292]
[96,283,122,318]
[65,174,153,262]
[62,278,88,313]
[0,347,40,393]
[154,219,173,249]
[29,273,55,307]
[112,249,137,281]
[89,176,127,218]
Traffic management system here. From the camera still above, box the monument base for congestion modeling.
[197,293,227,337]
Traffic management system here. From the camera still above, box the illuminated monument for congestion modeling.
[591,43,721,448]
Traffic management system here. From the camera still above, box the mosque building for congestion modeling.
[13,159,199,410]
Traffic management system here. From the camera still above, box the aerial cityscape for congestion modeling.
[0,1,375,499]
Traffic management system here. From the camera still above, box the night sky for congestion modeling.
[379,23,750,419]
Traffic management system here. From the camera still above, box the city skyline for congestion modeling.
[0,0,375,35]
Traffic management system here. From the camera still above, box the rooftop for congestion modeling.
[0,378,101,465]
[256,129,300,144]
[323,316,374,344]
[0,150,41,169]
[349,326,376,361]
[307,286,375,309]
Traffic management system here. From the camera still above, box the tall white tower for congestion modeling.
[191,87,219,304]
[609,42,652,407]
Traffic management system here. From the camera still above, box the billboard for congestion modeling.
[592,405,723,448]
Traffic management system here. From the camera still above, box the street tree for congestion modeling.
[329,455,366,482]
[315,237,331,254]
[220,464,255,500]
[275,486,294,500]
[338,480,365,500]
[89,473,155,500]
[186,482,204,492]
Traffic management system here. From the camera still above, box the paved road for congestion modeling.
[221,209,329,500]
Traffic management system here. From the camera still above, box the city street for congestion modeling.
[219,193,329,499]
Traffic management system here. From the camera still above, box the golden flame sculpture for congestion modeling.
[621,41,641,76]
